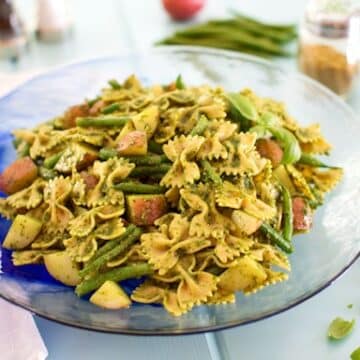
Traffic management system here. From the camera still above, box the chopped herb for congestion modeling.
[347,304,353,309]
[327,317,355,340]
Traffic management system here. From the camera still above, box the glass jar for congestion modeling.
[298,0,360,98]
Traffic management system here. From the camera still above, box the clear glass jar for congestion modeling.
[298,0,360,98]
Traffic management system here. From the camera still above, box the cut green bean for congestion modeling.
[108,79,122,89]
[101,103,120,114]
[39,167,58,180]
[76,262,153,297]
[80,227,142,277]
[76,116,130,127]
[281,185,293,242]
[130,164,171,177]
[125,154,169,166]
[88,225,136,265]
[175,74,185,89]
[298,153,336,168]
[200,160,222,186]
[43,152,63,169]
[190,115,209,136]
[114,182,166,194]
[148,140,164,154]
[99,147,118,160]
[260,222,293,253]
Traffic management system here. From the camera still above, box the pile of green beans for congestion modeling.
[157,13,297,58]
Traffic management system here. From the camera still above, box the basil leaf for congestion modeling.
[226,93,259,130]
[267,125,301,164]
[351,347,360,360]
[327,317,355,340]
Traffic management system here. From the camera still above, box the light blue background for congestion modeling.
[1,1,360,359]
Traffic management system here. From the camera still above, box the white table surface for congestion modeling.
[1,1,360,359]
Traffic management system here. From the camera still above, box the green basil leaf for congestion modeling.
[351,347,360,360]
[225,93,259,130]
[327,317,355,340]
[267,125,301,164]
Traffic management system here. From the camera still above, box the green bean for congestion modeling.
[114,182,166,194]
[130,164,171,177]
[86,97,100,107]
[148,140,164,154]
[126,154,169,166]
[172,25,290,56]
[75,262,153,297]
[281,185,293,242]
[76,116,130,127]
[99,147,118,160]
[43,152,63,169]
[175,74,185,89]
[209,18,296,44]
[157,36,273,58]
[101,103,120,114]
[108,79,122,90]
[200,160,222,186]
[260,223,293,253]
[232,11,297,35]
[88,225,136,264]
[298,153,336,168]
[17,142,30,158]
[80,227,142,277]
[39,167,58,180]
[190,115,209,136]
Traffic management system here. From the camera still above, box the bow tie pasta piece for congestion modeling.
[198,120,238,160]
[131,280,166,304]
[175,262,218,309]
[94,218,126,240]
[250,243,291,271]
[286,165,317,202]
[43,177,74,233]
[214,233,254,263]
[215,181,244,209]
[300,167,343,193]
[180,186,235,238]
[69,210,96,237]
[161,135,205,188]
[12,250,58,265]
[30,125,61,158]
[5,178,45,211]
[31,231,63,249]
[64,235,98,263]
[86,158,134,207]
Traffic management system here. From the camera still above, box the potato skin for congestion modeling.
[256,138,283,167]
[292,197,312,231]
[117,131,148,156]
[127,195,167,226]
[80,172,99,190]
[0,157,38,194]
[63,104,89,129]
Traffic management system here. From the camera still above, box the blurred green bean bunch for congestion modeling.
[157,12,297,58]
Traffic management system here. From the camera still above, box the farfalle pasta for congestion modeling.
[0,75,342,316]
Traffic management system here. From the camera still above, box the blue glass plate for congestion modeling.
[1,47,359,335]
